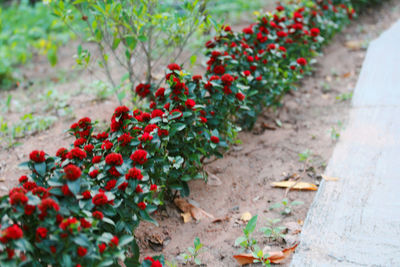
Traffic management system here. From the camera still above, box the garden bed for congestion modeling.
[0,0,399,266]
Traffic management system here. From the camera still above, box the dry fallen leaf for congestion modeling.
[240,212,252,222]
[262,122,276,130]
[233,243,299,265]
[271,181,318,191]
[0,177,5,182]
[181,212,192,223]
[233,254,255,265]
[212,216,230,223]
[321,175,340,181]
[345,40,364,50]
[174,198,214,222]
[268,243,299,264]
[342,72,351,78]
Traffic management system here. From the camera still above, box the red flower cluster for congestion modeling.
[105,153,123,166]
[64,164,81,181]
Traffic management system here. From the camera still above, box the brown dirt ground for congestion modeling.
[0,1,399,266]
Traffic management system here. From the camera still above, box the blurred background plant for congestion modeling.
[0,0,73,89]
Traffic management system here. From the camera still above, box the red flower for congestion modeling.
[64,165,81,181]
[118,182,128,191]
[243,70,251,76]
[24,204,36,216]
[6,248,14,259]
[66,148,87,160]
[5,224,23,240]
[155,87,165,98]
[50,246,56,254]
[92,211,104,220]
[18,175,28,183]
[105,179,117,191]
[200,116,207,123]
[89,169,99,178]
[210,136,220,144]
[136,83,151,98]
[144,124,158,133]
[61,185,72,196]
[151,109,164,119]
[125,167,143,180]
[105,153,123,166]
[167,63,181,71]
[297,57,307,66]
[118,133,133,146]
[74,138,86,147]
[84,144,94,153]
[139,132,153,142]
[98,243,106,253]
[101,140,113,150]
[59,217,79,231]
[77,246,87,257]
[23,181,37,191]
[185,99,196,109]
[276,5,284,11]
[29,150,46,163]
[158,129,169,137]
[36,227,47,241]
[92,192,108,206]
[109,236,119,247]
[108,166,121,177]
[235,93,245,101]
[213,65,225,75]
[193,75,202,81]
[92,156,102,164]
[32,187,49,199]
[130,149,148,165]
[135,185,143,193]
[242,27,253,34]
[138,202,146,210]
[310,27,320,37]
[150,184,157,192]
[221,74,234,85]
[38,198,60,216]
[80,218,92,228]
[9,192,28,205]
[82,190,91,199]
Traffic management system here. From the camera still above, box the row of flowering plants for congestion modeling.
[0,0,373,266]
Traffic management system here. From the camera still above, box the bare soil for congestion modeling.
[0,1,399,266]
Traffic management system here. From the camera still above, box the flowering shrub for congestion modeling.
[0,0,379,266]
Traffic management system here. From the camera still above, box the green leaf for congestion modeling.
[102,217,116,226]
[234,236,247,247]
[119,235,134,247]
[190,54,197,65]
[34,162,46,177]
[244,215,257,235]
[67,178,81,196]
[47,48,58,66]
[18,161,29,170]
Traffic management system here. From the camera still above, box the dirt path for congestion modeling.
[0,1,399,266]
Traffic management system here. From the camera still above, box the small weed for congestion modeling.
[260,218,286,241]
[298,149,312,163]
[336,92,353,101]
[180,237,204,265]
[269,198,304,216]
[235,215,271,266]
[330,121,343,141]
[321,81,331,92]
[0,114,56,148]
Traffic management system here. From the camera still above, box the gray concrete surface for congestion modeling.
[291,20,400,266]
